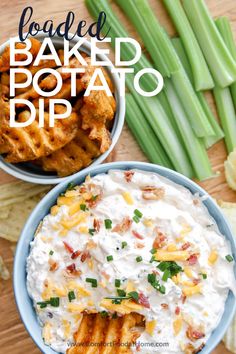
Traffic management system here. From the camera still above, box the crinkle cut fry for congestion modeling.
[67,313,144,354]
[0,38,41,72]
[0,106,79,162]
[40,128,100,176]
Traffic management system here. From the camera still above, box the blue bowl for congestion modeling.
[14,161,236,354]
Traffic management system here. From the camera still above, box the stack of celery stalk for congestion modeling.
[85,0,236,181]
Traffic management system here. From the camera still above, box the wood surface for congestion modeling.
[0,0,236,353]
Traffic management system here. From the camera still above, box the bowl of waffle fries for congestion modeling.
[14,161,236,354]
[0,34,125,184]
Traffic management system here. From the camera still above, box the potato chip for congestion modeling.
[0,256,10,280]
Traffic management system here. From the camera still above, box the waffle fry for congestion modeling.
[0,106,79,162]
[40,128,101,176]
[67,313,144,354]
[0,38,41,72]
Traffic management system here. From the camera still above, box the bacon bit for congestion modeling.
[71,250,81,260]
[124,170,134,183]
[181,294,187,304]
[63,241,74,254]
[138,293,150,308]
[193,278,201,285]
[141,186,165,200]
[49,260,58,272]
[112,217,132,233]
[153,228,167,249]
[187,254,199,266]
[182,242,191,250]
[132,230,144,240]
[101,271,110,280]
[93,218,101,232]
[186,326,205,342]
[175,306,180,316]
[66,263,81,276]
[161,303,169,310]
[136,343,141,352]
[135,242,145,249]
[80,251,91,263]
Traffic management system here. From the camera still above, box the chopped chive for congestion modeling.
[117,289,126,297]
[67,182,75,191]
[100,311,109,318]
[50,297,60,307]
[226,254,234,262]
[68,291,76,302]
[200,273,207,280]
[159,285,166,294]
[162,269,171,282]
[150,256,156,263]
[86,278,98,288]
[49,250,54,256]
[92,195,98,201]
[150,248,157,254]
[37,301,48,309]
[133,215,140,223]
[128,291,139,302]
[148,273,156,284]
[115,279,121,288]
[112,313,118,319]
[105,219,112,229]
[136,256,143,263]
[134,209,143,218]
[89,228,95,236]
[80,204,88,211]
[107,255,113,262]
[122,241,128,249]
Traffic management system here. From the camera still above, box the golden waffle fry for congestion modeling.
[0,105,79,163]
[40,128,101,176]
[0,38,41,72]
[67,313,144,354]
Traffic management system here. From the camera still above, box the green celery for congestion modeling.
[115,0,214,138]
[213,86,236,153]
[115,0,180,77]
[126,94,173,168]
[172,38,224,148]
[215,17,236,111]
[182,0,236,88]
[163,0,214,91]
[126,76,193,178]
[164,79,212,180]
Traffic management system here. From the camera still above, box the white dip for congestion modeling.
[27,169,236,353]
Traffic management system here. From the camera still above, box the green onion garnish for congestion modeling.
[136,256,143,263]
[68,291,76,302]
[133,215,140,223]
[49,250,54,256]
[89,228,95,236]
[92,195,98,201]
[134,209,143,218]
[100,311,109,318]
[162,269,171,282]
[37,302,48,309]
[80,204,88,211]
[122,241,128,249]
[107,255,113,262]
[104,219,112,229]
[157,261,183,277]
[149,256,156,263]
[86,278,98,288]
[150,248,157,254]
[117,289,126,297]
[67,182,75,191]
[128,291,139,302]
[148,273,166,294]
[200,273,207,280]
[226,254,234,262]
[115,279,121,288]
[50,297,60,307]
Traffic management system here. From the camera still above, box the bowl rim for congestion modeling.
[0,34,125,184]
[13,161,236,354]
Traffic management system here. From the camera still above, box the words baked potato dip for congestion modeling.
[27,170,236,354]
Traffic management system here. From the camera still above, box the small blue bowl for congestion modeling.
[14,161,236,354]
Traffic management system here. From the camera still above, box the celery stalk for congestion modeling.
[213,86,236,153]
[115,0,180,77]
[215,17,236,111]
[165,79,212,180]
[172,38,224,148]
[163,0,214,91]
[126,94,173,168]
[182,0,236,88]
[125,76,193,178]
[115,0,214,138]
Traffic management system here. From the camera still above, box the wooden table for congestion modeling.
[0,0,236,353]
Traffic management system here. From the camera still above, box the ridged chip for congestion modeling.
[67,313,144,354]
